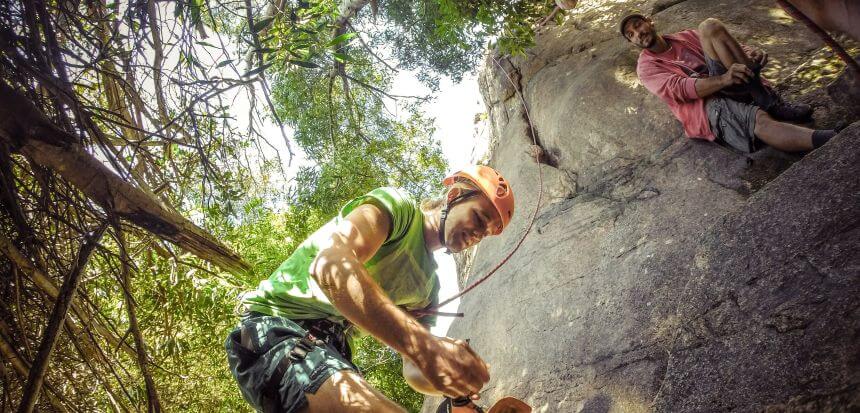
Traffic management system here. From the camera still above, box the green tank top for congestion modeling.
[241,187,439,329]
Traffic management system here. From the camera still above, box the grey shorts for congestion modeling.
[703,55,763,153]
[706,55,726,77]
[225,314,357,413]
[706,96,761,153]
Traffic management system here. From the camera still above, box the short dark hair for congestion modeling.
[619,13,647,38]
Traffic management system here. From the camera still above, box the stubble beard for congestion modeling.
[645,34,657,49]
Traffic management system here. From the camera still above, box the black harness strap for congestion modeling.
[256,318,353,411]
[436,397,485,413]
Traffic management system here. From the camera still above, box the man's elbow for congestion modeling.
[655,89,691,105]
[660,88,697,104]
[309,246,353,291]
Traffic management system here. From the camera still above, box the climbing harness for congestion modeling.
[436,397,485,413]
[774,0,859,74]
[414,55,545,318]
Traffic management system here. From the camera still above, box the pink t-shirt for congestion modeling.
[637,30,714,140]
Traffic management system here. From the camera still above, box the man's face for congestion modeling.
[444,189,501,253]
[624,17,657,49]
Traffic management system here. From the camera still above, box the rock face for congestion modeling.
[422,0,859,411]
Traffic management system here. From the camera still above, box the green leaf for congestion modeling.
[332,52,352,63]
[252,16,275,33]
[290,41,312,49]
[189,0,203,24]
[242,63,273,77]
[216,59,233,68]
[328,32,357,47]
[288,59,319,69]
[287,49,306,59]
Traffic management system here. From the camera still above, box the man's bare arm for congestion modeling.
[311,204,432,357]
[403,358,440,395]
[695,63,753,98]
[310,203,489,397]
[694,76,728,98]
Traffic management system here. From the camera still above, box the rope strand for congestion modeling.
[415,1,855,319]
[775,0,859,73]
[414,55,545,317]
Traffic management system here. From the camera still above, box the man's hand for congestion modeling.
[720,63,754,87]
[409,336,490,398]
[747,48,768,68]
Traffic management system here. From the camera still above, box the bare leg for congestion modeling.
[753,110,814,151]
[698,18,755,68]
[698,18,814,121]
[301,370,407,413]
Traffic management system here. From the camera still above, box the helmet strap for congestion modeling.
[438,189,479,254]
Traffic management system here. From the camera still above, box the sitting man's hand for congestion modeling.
[721,63,754,87]
[748,48,768,69]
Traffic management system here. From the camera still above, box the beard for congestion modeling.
[645,32,657,48]
[442,227,464,252]
[637,31,657,49]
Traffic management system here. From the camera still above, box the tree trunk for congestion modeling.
[0,82,251,275]
[335,0,370,27]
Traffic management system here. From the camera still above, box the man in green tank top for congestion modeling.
[225,166,516,413]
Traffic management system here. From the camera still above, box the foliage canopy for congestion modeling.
[0,0,555,411]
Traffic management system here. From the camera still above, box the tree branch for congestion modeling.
[244,0,295,164]
[114,222,161,413]
[17,222,107,413]
[345,22,397,72]
[0,82,252,275]
[0,328,69,413]
[0,233,137,357]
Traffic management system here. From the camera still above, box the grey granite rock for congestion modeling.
[422,1,859,411]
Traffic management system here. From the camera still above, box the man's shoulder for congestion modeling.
[369,187,415,207]
[636,48,662,74]
[356,187,419,224]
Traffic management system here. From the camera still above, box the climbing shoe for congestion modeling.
[767,101,813,122]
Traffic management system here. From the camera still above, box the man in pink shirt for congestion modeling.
[620,13,837,152]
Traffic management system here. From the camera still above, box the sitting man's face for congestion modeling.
[624,17,658,49]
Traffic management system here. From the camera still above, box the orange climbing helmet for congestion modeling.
[443,165,515,235]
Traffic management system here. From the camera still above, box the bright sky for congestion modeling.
[144,4,486,337]
[245,70,485,336]
[391,72,485,171]
[391,71,485,336]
